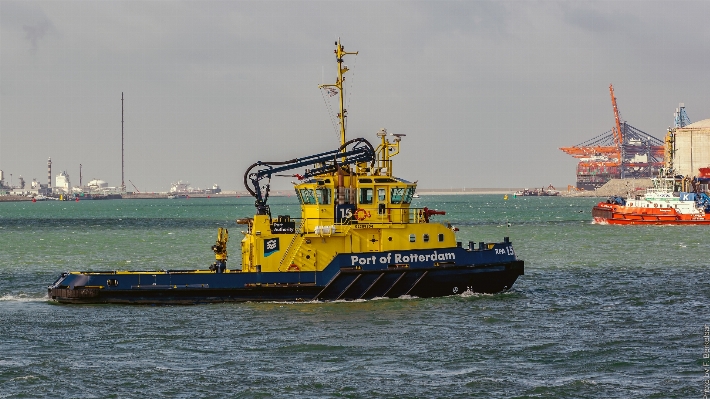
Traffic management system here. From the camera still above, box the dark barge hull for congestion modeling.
[48,261,524,305]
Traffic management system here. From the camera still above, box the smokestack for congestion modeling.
[48,157,52,189]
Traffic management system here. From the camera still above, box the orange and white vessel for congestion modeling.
[592,177,710,225]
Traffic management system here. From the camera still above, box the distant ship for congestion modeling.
[72,179,122,200]
[169,181,221,197]
[592,176,710,225]
[514,185,560,197]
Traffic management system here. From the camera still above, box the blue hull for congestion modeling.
[48,242,524,304]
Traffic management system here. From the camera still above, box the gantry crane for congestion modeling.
[559,84,665,189]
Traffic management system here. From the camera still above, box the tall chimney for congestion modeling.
[48,157,52,189]
[121,92,125,192]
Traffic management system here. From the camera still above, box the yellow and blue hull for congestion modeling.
[48,242,524,304]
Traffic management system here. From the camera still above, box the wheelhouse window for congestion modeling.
[294,188,303,204]
[402,186,416,204]
[390,187,405,204]
[299,188,316,204]
[359,188,373,204]
[316,188,331,205]
[378,188,386,202]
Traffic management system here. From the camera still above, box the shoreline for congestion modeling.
[0,189,523,202]
[8,186,650,201]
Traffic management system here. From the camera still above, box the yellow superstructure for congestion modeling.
[239,130,457,273]
[238,39,458,274]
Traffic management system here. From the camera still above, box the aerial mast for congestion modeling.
[319,38,358,149]
[121,92,125,193]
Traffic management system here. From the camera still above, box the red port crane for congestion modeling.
[559,84,665,190]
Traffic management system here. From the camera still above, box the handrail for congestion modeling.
[283,207,444,229]
[278,219,306,271]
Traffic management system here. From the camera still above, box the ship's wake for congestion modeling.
[0,293,48,302]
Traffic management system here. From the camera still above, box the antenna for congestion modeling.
[121,92,125,192]
[318,39,358,149]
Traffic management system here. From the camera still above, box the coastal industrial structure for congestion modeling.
[0,157,122,198]
[560,85,666,190]
[665,114,710,180]
[591,107,710,225]
[55,171,71,193]
[1,156,221,198]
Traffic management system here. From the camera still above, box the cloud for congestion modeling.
[23,19,52,51]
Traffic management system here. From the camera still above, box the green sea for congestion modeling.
[0,195,706,398]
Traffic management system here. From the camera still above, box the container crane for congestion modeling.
[559,84,665,190]
[609,84,624,163]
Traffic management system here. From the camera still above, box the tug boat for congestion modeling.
[47,40,524,304]
[592,176,710,225]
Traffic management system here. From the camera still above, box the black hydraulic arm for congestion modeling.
[244,138,375,214]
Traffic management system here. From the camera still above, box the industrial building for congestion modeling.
[667,118,710,178]
[55,171,71,194]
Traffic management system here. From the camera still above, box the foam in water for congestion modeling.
[0,293,47,302]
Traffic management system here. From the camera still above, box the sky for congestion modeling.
[1,1,709,193]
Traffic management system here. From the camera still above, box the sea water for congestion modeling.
[0,195,706,398]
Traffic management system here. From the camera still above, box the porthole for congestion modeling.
[423,234,430,242]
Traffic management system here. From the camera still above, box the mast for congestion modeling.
[319,38,358,148]
[121,92,125,192]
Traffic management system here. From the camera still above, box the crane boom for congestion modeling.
[243,137,375,215]
[609,84,623,154]
[128,180,140,193]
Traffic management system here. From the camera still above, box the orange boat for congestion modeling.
[592,178,710,225]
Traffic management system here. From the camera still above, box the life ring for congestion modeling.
[288,263,300,271]
[354,208,371,221]
[654,203,658,208]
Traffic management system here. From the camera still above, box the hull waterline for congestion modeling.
[48,261,524,304]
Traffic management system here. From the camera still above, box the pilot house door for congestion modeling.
[375,186,388,222]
